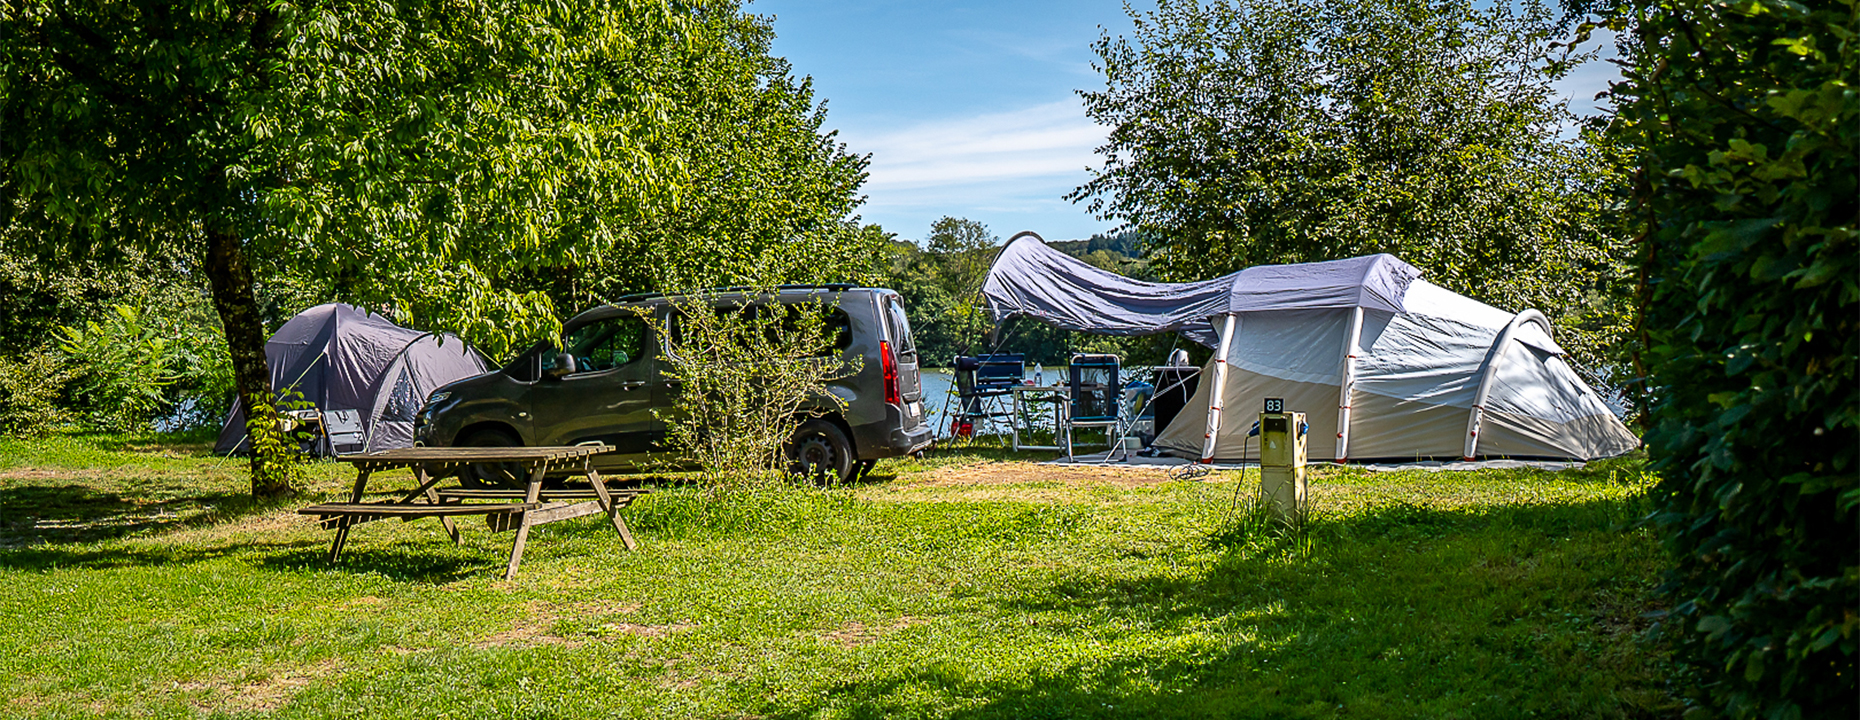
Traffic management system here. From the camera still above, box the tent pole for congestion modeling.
[1335,307,1365,462]
[1200,313,1238,463]
[1464,309,1551,460]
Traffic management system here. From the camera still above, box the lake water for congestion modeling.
[915,364,1119,438]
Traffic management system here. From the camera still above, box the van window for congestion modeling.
[789,306,854,356]
[546,316,647,375]
[505,344,542,382]
[884,296,917,358]
[668,303,851,357]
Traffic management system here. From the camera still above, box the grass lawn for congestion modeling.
[0,432,1676,718]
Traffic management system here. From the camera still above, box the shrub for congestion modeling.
[647,290,855,492]
[1599,0,1858,716]
[0,344,76,436]
[55,305,177,431]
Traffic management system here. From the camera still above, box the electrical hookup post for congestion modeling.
[1258,398,1308,525]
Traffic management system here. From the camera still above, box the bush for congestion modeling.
[55,305,176,431]
[648,290,855,492]
[0,344,76,436]
[1599,0,1858,716]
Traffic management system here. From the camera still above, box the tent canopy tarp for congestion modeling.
[980,233,1422,346]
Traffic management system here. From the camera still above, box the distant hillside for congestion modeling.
[1045,230,1143,259]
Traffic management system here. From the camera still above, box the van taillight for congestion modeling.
[881,340,900,405]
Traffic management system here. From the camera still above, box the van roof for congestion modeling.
[565,285,893,327]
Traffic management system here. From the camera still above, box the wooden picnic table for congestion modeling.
[298,446,645,579]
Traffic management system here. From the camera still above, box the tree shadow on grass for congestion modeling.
[0,516,501,583]
[251,543,500,584]
[0,482,259,547]
[0,531,326,572]
[763,494,1672,720]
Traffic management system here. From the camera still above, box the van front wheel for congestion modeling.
[459,428,526,490]
[787,420,855,485]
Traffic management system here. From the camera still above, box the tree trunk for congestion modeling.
[203,228,291,498]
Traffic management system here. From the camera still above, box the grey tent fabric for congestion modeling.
[213,304,490,456]
[980,233,1422,347]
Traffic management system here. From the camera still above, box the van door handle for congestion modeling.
[618,381,647,389]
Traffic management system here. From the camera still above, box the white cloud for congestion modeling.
[844,99,1106,191]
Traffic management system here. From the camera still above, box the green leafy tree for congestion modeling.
[494,8,884,314]
[2,1,692,495]
[884,217,997,367]
[1072,0,1634,377]
[1582,0,1858,716]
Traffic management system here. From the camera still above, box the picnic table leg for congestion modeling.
[584,461,638,551]
[504,461,547,580]
[330,469,372,563]
[416,465,461,545]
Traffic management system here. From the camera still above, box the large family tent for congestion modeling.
[981,234,1638,462]
[213,304,492,456]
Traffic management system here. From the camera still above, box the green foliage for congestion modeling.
[0,243,152,359]
[148,288,236,431]
[435,6,887,336]
[563,8,882,302]
[54,306,177,432]
[1074,0,1636,376]
[885,217,999,365]
[0,344,76,436]
[241,389,313,498]
[0,0,698,359]
[884,219,1172,367]
[648,291,853,492]
[1592,0,1858,716]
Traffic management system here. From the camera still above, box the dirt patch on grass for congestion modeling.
[820,616,923,648]
[909,462,1172,488]
[173,657,342,712]
[0,468,67,481]
[869,461,1178,503]
[475,599,681,648]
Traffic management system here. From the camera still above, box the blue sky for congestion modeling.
[752,0,1618,246]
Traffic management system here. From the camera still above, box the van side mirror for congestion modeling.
[543,352,576,380]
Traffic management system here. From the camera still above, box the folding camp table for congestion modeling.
[299,446,644,579]
[1011,384,1072,454]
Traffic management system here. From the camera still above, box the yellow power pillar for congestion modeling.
[1258,398,1308,523]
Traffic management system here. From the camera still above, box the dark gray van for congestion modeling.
[412,286,932,484]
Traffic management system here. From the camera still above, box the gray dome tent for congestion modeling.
[980,233,1638,462]
[213,304,491,456]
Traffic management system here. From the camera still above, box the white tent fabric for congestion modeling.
[980,236,1638,462]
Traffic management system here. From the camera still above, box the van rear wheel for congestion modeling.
[459,428,526,490]
[787,420,855,485]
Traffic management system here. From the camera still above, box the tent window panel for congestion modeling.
[380,371,420,422]
[1225,310,1350,387]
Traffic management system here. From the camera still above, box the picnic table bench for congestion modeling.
[299,446,645,579]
